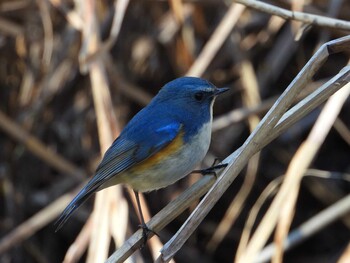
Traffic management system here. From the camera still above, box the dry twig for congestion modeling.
[234,0,350,31]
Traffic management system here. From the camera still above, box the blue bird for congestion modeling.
[55,77,228,233]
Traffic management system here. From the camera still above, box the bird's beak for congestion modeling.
[214,87,229,96]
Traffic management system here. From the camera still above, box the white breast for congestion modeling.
[180,121,212,171]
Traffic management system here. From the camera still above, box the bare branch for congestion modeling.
[235,0,350,31]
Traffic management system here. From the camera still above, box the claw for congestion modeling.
[192,159,228,178]
[139,223,159,248]
[197,163,228,178]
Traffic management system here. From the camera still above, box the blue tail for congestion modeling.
[54,186,96,232]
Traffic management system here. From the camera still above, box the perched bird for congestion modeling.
[55,77,228,233]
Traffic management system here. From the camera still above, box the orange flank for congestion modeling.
[133,128,185,171]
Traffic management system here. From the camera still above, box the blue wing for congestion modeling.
[55,118,181,231]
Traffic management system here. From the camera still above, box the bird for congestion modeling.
[55,76,228,234]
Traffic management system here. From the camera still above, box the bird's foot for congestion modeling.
[139,223,159,248]
[193,158,228,178]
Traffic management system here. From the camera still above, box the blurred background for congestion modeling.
[0,0,349,262]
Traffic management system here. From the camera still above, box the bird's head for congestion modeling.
[155,77,228,114]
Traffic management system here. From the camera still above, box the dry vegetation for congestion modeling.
[0,1,350,263]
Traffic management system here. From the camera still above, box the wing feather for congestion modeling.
[55,121,181,231]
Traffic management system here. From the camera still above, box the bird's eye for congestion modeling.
[194,92,205,101]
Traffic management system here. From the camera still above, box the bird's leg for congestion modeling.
[192,158,228,178]
[133,191,159,247]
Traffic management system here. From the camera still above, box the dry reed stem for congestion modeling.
[0,0,30,12]
[49,0,83,29]
[186,3,245,77]
[83,0,130,65]
[235,0,350,31]
[206,60,261,252]
[78,1,123,262]
[255,193,350,263]
[63,217,93,263]
[212,96,276,132]
[36,0,53,67]
[235,177,282,260]
[271,70,350,263]
[337,242,350,263]
[109,190,129,250]
[334,118,350,145]
[290,0,304,36]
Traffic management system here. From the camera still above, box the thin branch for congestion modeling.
[78,0,123,262]
[206,59,262,253]
[186,3,245,77]
[234,0,350,31]
[265,82,349,263]
[255,194,350,263]
[36,0,54,67]
[236,177,282,260]
[63,217,92,263]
